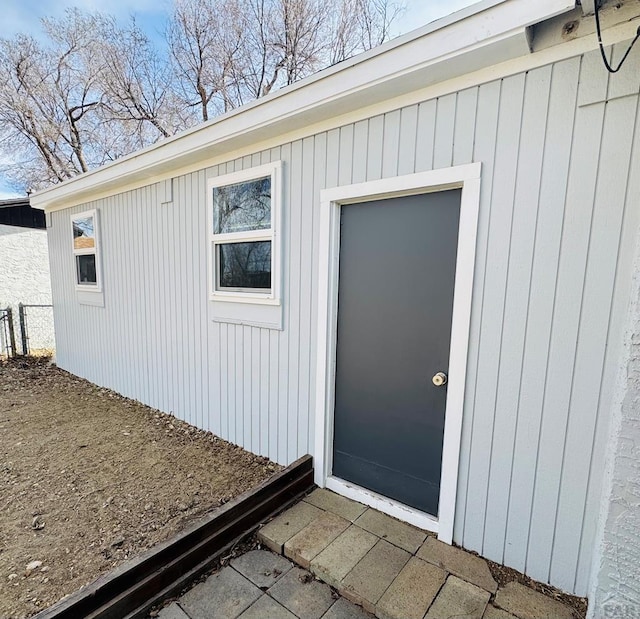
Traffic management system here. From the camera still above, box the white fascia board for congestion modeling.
[32,0,576,212]
[581,0,597,16]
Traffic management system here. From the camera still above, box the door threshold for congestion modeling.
[325,476,439,535]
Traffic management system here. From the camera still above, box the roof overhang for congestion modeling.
[0,197,30,209]
[31,0,576,212]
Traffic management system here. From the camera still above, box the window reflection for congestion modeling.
[213,177,271,234]
[218,241,271,289]
[73,216,95,250]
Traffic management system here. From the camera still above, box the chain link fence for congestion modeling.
[0,304,55,358]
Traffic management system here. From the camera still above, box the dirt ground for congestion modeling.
[0,357,281,619]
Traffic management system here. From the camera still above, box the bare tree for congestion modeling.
[0,9,181,189]
[97,17,183,140]
[273,0,328,85]
[0,11,108,188]
[0,0,404,191]
[235,0,278,99]
[167,0,246,121]
[328,0,402,64]
[167,0,404,113]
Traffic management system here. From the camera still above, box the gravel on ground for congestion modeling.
[0,357,281,619]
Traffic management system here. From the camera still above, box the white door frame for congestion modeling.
[313,163,481,544]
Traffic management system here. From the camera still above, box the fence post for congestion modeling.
[6,308,16,358]
[18,303,28,356]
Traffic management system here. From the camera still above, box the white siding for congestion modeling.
[48,45,640,596]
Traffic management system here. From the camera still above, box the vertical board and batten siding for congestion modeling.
[48,44,640,596]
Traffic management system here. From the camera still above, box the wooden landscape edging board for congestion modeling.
[34,455,314,619]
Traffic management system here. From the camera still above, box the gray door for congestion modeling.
[333,190,461,516]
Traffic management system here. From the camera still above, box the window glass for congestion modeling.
[213,177,271,234]
[209,162,280,303]
[76,254,97,285]
[218,241,271,289]
[73,216,95,250]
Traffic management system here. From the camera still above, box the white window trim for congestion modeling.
[71,208,102,293]
[313,163,481,544]
[207,161,282,305]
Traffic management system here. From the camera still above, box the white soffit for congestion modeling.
[32,0,576,211]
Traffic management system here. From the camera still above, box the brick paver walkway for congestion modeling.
[156,488,580,619]
[257,489,579,619]
[157,548,372,618]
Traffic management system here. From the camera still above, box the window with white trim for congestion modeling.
[208,162,281,304]
[71,209,101,290]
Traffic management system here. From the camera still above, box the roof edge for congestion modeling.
[0,197,30,208]
[32,0,576,211]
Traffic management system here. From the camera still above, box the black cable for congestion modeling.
[594,0,640,73]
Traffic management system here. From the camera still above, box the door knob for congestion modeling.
[432,372,447,387]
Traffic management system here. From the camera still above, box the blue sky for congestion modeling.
[0,0,478,198]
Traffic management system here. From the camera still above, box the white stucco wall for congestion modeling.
[589,228,640,618]
[0,224,53,353]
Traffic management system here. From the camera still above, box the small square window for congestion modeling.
[208,162,281,304]
[71,209,101,291]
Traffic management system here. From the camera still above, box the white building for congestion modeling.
[32,1,640,614]
[0,198,53,355]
